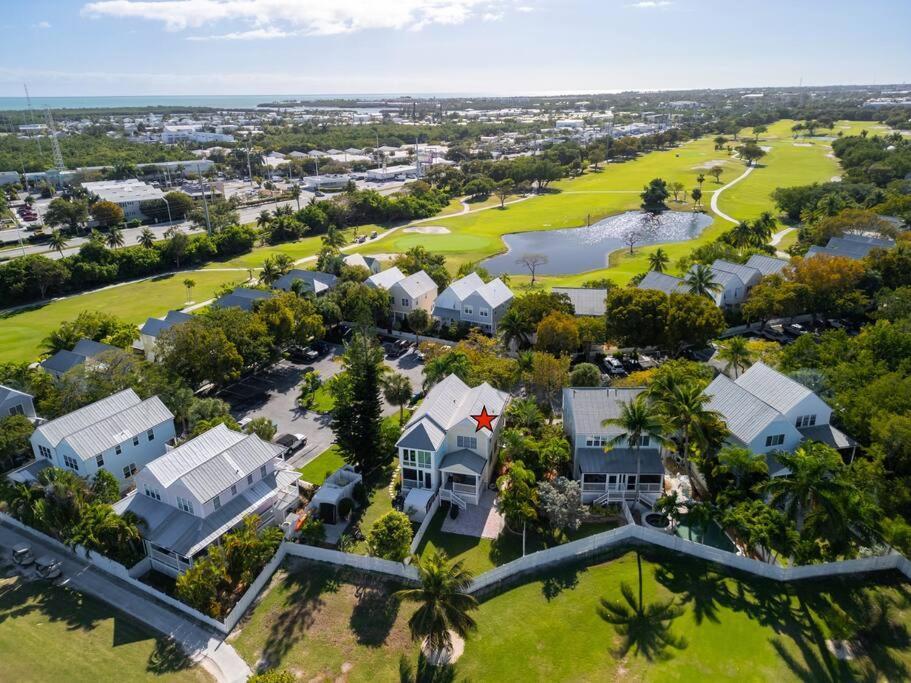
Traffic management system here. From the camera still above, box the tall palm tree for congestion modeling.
[395,550,478,656]
[256,210,272,229]
[602,395,668,499]
[716,336,753,378]
[383,372,413,424]
[105,227,125,249]
[321,226,346,248]
[183,278,196,303]
[729,222,754,249]
[751,212,776,245]
[685,264,722,300]
[291,184,302,211]
[137,227,156,248]
[47,229,69,256]
[259,260,283,286]
[765,443,850,530]
[658,382,723,481]
[498,308,532,350]
[647,248,669,273]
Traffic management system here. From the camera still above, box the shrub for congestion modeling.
[366,510,413,561]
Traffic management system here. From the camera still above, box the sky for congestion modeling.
[1,0,909,97]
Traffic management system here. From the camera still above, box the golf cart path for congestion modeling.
[770,226,796,258]
[710,165,756,224]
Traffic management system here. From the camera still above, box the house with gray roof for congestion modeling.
[40,338,118,378]
[396,374,510,518]
[562,387,665,504]
[343,253,382,274]
[29,389,176,487]
[745,254,789,277]
[113,423,301,576]
[389,270,438,322]
[365,265,406,290]
[433,272,514,333]
[273,269,338,296]
[138,310,192,361]
[212,287,274,312]
[637,270,688,296]
[806,234,895,261]
[0,384,36,421]
[705,361,854,475]
[552,287,608,317]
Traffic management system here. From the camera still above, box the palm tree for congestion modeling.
[322,226,346,248]
[498,308,532,350]
[716,336,753,378]
[751,212,776,245]
[383,372,413,424]
[647,248,669,273]
[290,184,302,211]
[105,227,125,249]
[183,278,196,303]
[658,382,723,481]
[47,229,69,256]
[685,264,722,300]
[137,227,156,248]
[696,173,706,188]
[729,222,754,248]
[602,396,668,500]
[717,446,768,490]
[259,260,283,286]
[765,443,850,530]
[256,210,272,229]
[395,550,478,657]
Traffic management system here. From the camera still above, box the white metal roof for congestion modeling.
[442,272,485,303]
[366,266,405,290]
[395,270,437,299]
[735,361,814,415]
[704,374,782,444]
[35,389,142,448]
[563,387,646,435]
[638,270,687,295]
[474,278,513,308]
[744,254,789,277]
[711,259,761,285]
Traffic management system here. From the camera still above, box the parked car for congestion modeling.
[370,231,378,239]
[289,345,319,363]
[384,342,405,359]
[356,235,366,244]
[273,433,307,458]
[35,556,62,580]
[237,416,253,429]
[785,323,809,337]
[603,357,626,376]
[12,543,34,566]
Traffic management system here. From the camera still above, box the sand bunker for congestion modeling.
[793,143,813,147]
[403,225,451,234]
[692,159,728,170]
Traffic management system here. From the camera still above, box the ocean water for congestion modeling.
[0,93,471,111]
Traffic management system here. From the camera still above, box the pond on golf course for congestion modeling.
[481,210,714,275]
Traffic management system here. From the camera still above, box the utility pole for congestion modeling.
[196,163,211,234]
[245,139,254,187]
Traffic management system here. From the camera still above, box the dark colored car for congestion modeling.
[273,433,307,458]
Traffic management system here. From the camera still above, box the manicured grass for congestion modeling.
[0,269,245,364]
[232,560,418,680]
[309,384,335,414]
[776,229,799,253]
[205,226,372,269]
[297,446,346,485]
[416,509,621,575]
[235,547,911,681]
[0,576,208,682]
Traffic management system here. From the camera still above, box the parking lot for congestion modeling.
[226,342,425,469]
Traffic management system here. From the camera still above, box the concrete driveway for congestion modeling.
[231,344,425,469]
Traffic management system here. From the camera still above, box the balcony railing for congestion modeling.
[451,482,478,496]
[581,482,662,493]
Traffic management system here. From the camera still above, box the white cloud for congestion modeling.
[516,5,534,12]
[628,1,672,7]
[81,0,527,38]
[482,11,504,21]
[35,20,52,28]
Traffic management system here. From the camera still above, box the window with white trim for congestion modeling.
[401,297,410,307]
[62,455,79,471]
[213,495,221,510]
[123,463,137,478]
[247,473,254,485]
[176,496,193,514]
[144,486,161,501]
[133,435,140,446]
[463,305,473,316]
[9,404,24,416]
[38,445,52,459]
[231,484,237,496]
[585,435,606,448]
[457,435,478,450]
[765,434,785,448]
[402,449,431,468]
[795,414,817,428]
[479,308,489,318]
[260,464,267,478]
[115,444,122,455]
[146,428,155,441]
[95,454,104,467]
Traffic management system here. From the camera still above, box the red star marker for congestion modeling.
[470,405,498,432]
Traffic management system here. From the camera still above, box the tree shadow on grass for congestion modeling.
[541,565,581,602]
[349,580,401,646]
[653,557,733,626]
[256,562,339,670]
[0,580,106,632]
[146,636,195,675]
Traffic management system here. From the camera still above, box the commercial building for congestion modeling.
[82,179,165,220]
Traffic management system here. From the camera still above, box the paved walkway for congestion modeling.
[441,489,504,539]
[0,522,251,683]
[709,164,756,224]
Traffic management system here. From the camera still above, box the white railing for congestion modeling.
[451,482,477,496]
[442,489,468,510]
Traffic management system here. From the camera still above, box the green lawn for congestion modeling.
[0,576,209,682]
[0,269,246,364]
[297,446,346,485]
[235,548,911,682]
[309,385,335,414]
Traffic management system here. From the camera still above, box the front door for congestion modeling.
[424,471,432,488]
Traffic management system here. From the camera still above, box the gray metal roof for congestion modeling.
[144,424,282,502]
[735,361,814,415]
[71,339,118,357]
[576,447,664,474]
[140,310,192,338]
[745,254,789,276]
[213,287,274,311]
[273,269,338,294]
[637,270,686,295]
[62,397,174,460]
[563,387,646,436]
[798,424,856,450]
[395,270,437,298]
[40,349,86,375]
[0,384,31,405]
[704,374,781,444]
[442,272,484,302]
[439,448,486,474]
[398,374,509,451]
[474,278,513,308]
[711,259,761,286]
[838,233,895,248]
[552,287,608,316]
[35,389,154,449]
[366,266,405,290]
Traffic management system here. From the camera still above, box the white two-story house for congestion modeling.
[433,272,514,334]
[137,310,192,362]
[562,387,666,504]
[0,384,36,421]
[705,361,854,475]
[28,389,175,487]
[396,374,509,519]
[113,424,301,576]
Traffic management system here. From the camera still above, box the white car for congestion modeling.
[274,433,307,458]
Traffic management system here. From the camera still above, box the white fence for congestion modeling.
[408,494,441,556]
